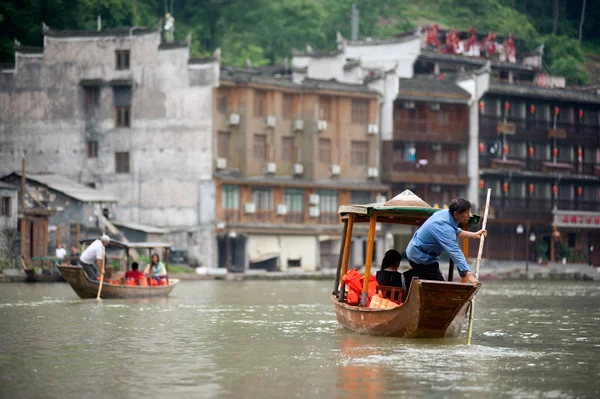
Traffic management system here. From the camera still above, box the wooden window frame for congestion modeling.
[254,90,266,117]
[86,141,98,158]
[115,106,131,128]
[318,138,331,163]
[319,96,331,121]
[0,197,11,217]
[253,134,267,160]
[115,152,130,174]
[217,131,231,158]
[283,94,294,120]
[351,99,369,124]
[84,86,100,109]
[351,141,369,166]
[281,137,294,162]
[115,50,130,70]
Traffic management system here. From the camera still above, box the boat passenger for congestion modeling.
[144,254,167,284]
[125,262,144,280]
[78,234,110,281]
[376,249,405,288]
[404,197,485,290]
[69,246,80,266]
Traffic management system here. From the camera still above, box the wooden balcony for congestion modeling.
[223,209,240,222]
[284,212,304,224]
[480,155,599,178]
[319,213,339,225]
[253,210,272,223]
[382,161,468,184]
[393,119,468,144]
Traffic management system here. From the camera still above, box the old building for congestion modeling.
[214,66,388,271]
[0,182,18,267]
[0,24,220,266]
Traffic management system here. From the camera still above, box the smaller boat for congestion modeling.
[58,239,179,299]
[331,190,482,338]
[21,256,65,283]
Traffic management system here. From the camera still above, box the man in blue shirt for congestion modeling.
[405,198,486,287]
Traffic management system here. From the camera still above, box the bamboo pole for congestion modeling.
[361,213,377,307]
[466,188,492,345]
[96,245,105,300]
[20,159,27,259]
[333,219,348,296]
[338,214,354,303]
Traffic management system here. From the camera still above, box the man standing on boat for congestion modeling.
[405,198,485,287]
[78,234,110,281]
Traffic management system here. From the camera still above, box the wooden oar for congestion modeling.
[466,188,492,345]
[96,245,105,301]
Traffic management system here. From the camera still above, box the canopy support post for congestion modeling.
[338,214,354,303]
[361,213,377,307]
[333,218,348,296]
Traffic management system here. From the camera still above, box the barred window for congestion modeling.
[0,197,11,216]
[253,134,266,160]
[351,99,368,124]
[319,96,331,121]
[284,189,303,212]
[318,189,338,213]
[115,50,130,70]
[254,90,266,117]
[115,152,130,174]
[282,137,294,161]
[319,138,331,163]
[283,94,294,120]
[252,188,273,210]
[218,131,231,158]
[86,141,98,158]
[351,141,369,165]
[222,185,239,210]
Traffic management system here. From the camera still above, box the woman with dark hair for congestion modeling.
[144,253,167,284]
[375,249,405,289]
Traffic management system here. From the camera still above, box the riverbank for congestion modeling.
[2,261,599,283]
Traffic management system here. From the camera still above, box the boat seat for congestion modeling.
[376,285,404,304]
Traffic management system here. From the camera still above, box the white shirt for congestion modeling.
[80,240,105,264]
[55,247,67,259]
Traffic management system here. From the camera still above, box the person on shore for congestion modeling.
[78,234,110,281]
[404,197,486,289]
[125,262,144,281]
[55,244,67,266]
[144,254,167,284]
[69,246,80,266]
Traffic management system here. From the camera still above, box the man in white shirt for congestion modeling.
[55,244,67,265]
[78,234,110,281]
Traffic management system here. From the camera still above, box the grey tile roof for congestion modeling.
[291,48,344,58]
[43,26,158,38]
[14,45,44,54]
[419,51,535,72]
[488,82,600,104]
[301,78,377,95]
[344,35,419,46]
[397,78,471,104]
[343,59,361,70]
[5,173,118,203]
[0,63,15,70]
[0,181,17,190]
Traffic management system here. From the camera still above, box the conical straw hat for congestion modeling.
[384,190,431,208]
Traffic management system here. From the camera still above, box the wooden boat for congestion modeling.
[58,239,179,299]
[21,256,65,283]
[24,269,65,283]
[332,190,482,338]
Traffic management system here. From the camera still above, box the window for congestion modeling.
[319,138,331,163]
[86,141,98,158]
[319,96,331,121]
[318,189,338,223]
[351,141,369,165]
[218,88,229,114]
[222,185,239,210]
[113,86,132,128]
[115,50,130,70]
[115,152,130,174]
[284,188,304,223]
[533,143,549,160]
[282,137,294,161]
[253,134,267,160]
[557,145,573,163]
[252,188,272,210]
[217,131,231,158]
[86,183,96,189]
[1,197,11,217]
[351,99,369,124]
[254,90,266,117]
[437,109,449,125]
[83,86,99,109]
[283,94,294,119]
[351,191,372,205]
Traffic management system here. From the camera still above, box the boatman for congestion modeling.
[404,198,486,288]
[78,234,110,281]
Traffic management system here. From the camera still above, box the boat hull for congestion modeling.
[24,269,65,283]
[58,265,178,299]
[332,280,480,338]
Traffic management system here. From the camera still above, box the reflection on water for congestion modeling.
[0,281,599,398]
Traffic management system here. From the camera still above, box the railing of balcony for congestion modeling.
[391,161,468,176]
[223,209,239,222]
[394,119,469,142]
[480,155,599,176]
[319,213,339,225]
[284,212,304,224]
[254,210,271,223]
[480,115,600,140]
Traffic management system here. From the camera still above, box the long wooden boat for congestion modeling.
[58,265,178,299]
[59,238,179,299]
[332,190,483,338]
[24,269,65,283]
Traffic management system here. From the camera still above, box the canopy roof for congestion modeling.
[338,190,481,227]
[80,238,173,250]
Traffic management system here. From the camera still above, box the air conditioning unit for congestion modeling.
[404,101,415,109]
[276,204,288,215]
[293,119,304,132]
[317,120,327,131]
[367,124,379,135]
[293,163,304,175]
[308,193,320,205]
[266,116,276,127]
[244,202,256,214]
[216,157,227,170]
[367,167,379,178]
[430,103,441,111]
[229,113,240,125]
[266,162,276,174]
[308,206,320,218]
[331,164,341,176]
[375,194,387,203]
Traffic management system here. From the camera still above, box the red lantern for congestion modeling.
[479,101,484,112]
[503,182,508,193]
[577,187,583,196]
[479,179,484,189]
[577,148,582,159]
[554,106,559,116]
[504,101,510,111]
[479,142,485,153]
[552,185,558,195]
[529,104,535,114]
[528,183,534,193]
[553,147,558,158]
[579,109,584,119]
[503,146,509,155]
[528,147,535,157]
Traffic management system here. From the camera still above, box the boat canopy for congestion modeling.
[338,190,481,227]
[79,238,173,250]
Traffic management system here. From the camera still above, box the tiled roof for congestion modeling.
[14,45,43,54]
[343,59,361,70]
[397,78,471,104]
[291,48,344,58]
[487,82,600,104]
[0,181,17,190]
[419,51,535,72]
[0,63,15,70]
[302,78,376,95]
[344,35,419,46]
[158,41,188,50]
[43,26,158,38]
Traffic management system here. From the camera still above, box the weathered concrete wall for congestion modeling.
[0,188,18,231]
[0,29,219,267]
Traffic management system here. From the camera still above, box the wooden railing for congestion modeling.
[393,119,468,143]
[284,212,304,224]
[319,213,339,225]
[391,161,467,176]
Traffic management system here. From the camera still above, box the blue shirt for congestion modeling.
[406,209,471,277]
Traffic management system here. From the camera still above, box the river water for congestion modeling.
[0,280,599,399]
